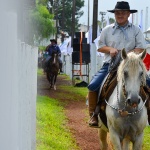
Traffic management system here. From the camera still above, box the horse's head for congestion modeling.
[50,51,59,65]
[117,49,147,107]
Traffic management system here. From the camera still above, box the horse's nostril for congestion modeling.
[127,99,131,104]
[138,99,140,104]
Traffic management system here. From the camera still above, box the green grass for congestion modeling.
[127,126,150,149]
[37,68,43,76]
[60,85,88,97]
[36,72,150,149]
[36,96,79,150]
[143,126,150,149]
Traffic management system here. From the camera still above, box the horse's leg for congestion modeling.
[53,75,57,90]
[99,128,108,150]
[46,72,49,82]
[108,127,122,150]
[132,133,143,150]
[122,138,130,150]
[50,75,53,89]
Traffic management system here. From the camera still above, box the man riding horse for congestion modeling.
[44,39,63,73]
[87,1,150,128]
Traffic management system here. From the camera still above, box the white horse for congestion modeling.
[99,49,148,150]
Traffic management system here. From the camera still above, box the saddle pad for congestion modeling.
[97,71,117,127]
[99,71,117,103]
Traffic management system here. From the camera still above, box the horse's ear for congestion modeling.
[139,49,147,60]
[121,48,127,60]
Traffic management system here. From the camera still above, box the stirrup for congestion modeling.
[89,113,99,128]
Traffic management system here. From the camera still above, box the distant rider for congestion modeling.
[44,39,63,73]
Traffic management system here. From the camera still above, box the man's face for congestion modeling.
[114,10,130,26]
[51,41,55,45]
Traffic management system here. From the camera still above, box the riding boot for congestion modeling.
[88,91,98,127]
[59,63,63,73]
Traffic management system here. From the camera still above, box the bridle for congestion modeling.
[105,75,148,117]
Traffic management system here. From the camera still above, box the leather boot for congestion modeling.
[88,91,98,127]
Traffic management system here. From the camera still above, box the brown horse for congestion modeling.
[46,52,59,90]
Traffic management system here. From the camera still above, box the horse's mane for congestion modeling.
[117,52,147,85]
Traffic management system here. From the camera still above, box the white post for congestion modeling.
[89,43,97,81]
[65,55,72,78]
[135,12,138,26]
[145,7,149,31]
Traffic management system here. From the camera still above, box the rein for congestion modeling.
[105,83,148,117]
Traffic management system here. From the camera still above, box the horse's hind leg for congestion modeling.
[99,128,108,150]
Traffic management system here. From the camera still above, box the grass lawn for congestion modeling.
[143,126,150,149]
[36,96,80,150]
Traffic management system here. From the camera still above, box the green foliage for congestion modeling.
[36,96,79,150]
[29,0,85,44]
[109,18,115,24]
[37,0,48,5]
[56,0,85,34]
[38,45,46,51]
[29,4,55,43]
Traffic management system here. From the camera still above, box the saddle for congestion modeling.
[95,52,122,127]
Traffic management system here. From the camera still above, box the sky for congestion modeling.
[79,0,150,31]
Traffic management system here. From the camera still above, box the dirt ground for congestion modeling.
[37,74,111,150]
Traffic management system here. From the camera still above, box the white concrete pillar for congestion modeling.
[65,55,72,78]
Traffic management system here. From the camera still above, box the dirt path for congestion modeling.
[37,74,105,150]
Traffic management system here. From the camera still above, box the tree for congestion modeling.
[29,3,55,44]
[29,0,85,44]
[100,17,115,29]
[50,0,85,35]
[109,18,115,24]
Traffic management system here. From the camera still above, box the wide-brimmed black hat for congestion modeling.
[50,39,57,44]
[107,1,137,13]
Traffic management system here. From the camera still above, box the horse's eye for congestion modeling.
[140,72,143,77]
